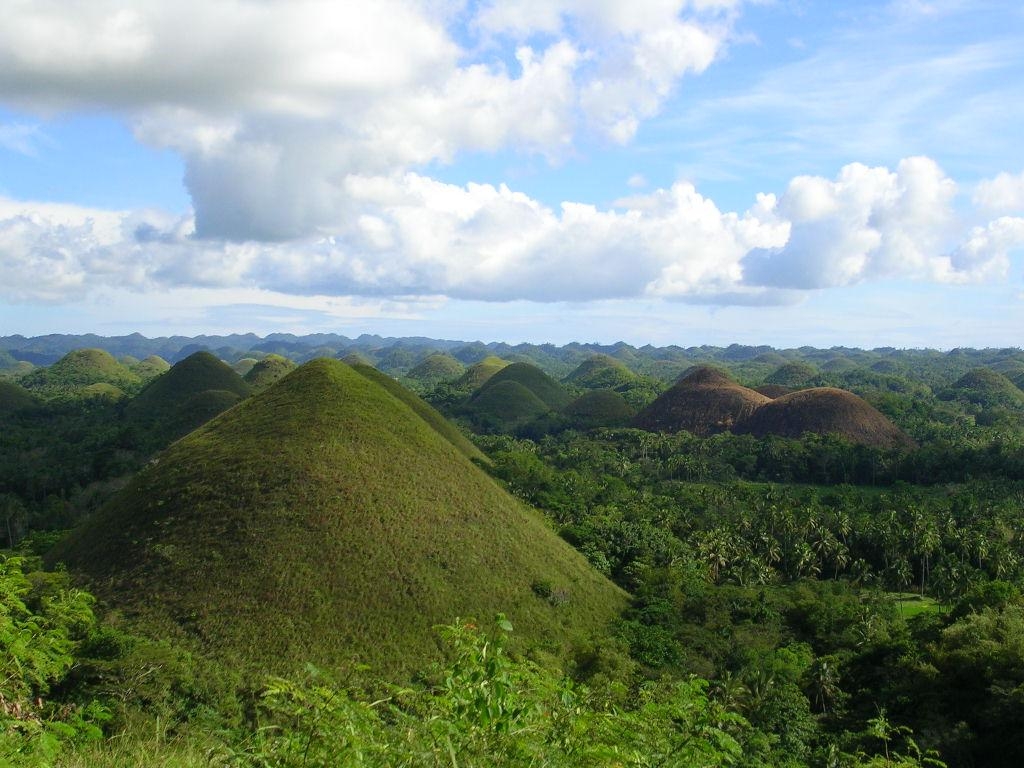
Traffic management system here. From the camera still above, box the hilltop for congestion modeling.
[407,353,465,386]
[51,359,625,677]
[634,366,770,436]
[125,351,251,447]
[453,355,510,391]
[563,354,636,390]
[733,387,915,449]
[243,354,297,390]
[477,362,571,410]
[20,348,140,397]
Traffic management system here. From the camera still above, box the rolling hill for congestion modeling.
[633,365,770,436]
[733,387,915,449]
[51,359,625,677]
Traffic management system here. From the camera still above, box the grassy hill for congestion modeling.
[454,355,510,391]
[563,354,637,390]
[21,348,141,397]
[50,359,625,678]
[563,389,636,429]
[634,366,770,436]
[407,353,465,386]
[125,352,251,448]
[944,368,1024,409]
[463,380,552,430]
[131,355,171,381]
[0,380,39,415]
[243,354,297,390]
[733,387,916,449]
[478,362,571,410]
[765,361,819,388]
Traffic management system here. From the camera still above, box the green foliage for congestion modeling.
[0,556,108,766]
[230,616,748,768]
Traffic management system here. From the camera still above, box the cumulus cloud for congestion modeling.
[740,157,1017,289]
[5,157,1018,306]
[0,0,743,241]
[974,170,1024,215]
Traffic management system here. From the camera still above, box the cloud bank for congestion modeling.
[1,160,1020,304]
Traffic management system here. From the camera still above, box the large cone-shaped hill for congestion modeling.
[733,387,915,449]
[633,366,770,436]
[52,359,624,677]
[125,352,252,447]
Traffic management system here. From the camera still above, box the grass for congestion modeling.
[453,355,509,390]
[476,362,571,410]
[20,349,142,398]
[563,354,636,390]
[349,363,487,463]
[51,359,625,679]
[890,592,947,618]
[406,353,465,385]
[242,354,296,390]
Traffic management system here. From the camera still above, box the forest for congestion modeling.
[2,333,1024,767]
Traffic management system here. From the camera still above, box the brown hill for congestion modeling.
[733,387,915,449]
[633,365,770,436]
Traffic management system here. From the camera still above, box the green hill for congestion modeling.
[131,355,172,381]
[478,362,571,410]
[339,351,374,367]
[454,355,510,391]
[0,380,39,415]
[407,353,465,386]
[243,354,297,390]
[765,361,819,388]
[80,382,127,401]
[232,358,259,376]
[945,368,1024,409]
[349,363,486,463]
[50,359,625,677]
[125,352,251,447]
[563,354,637,390]
[563,389,636,428]
[21,348,140,397]
[464,380,552,429]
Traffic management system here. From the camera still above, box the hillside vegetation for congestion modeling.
[51,359,625,677]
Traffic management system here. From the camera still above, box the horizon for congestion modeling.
[1,1,1022,346]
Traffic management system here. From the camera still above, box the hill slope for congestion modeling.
[125,352,251,447]
[349,363,486,463]
[407,353,465,385]
[633,366,770,436]
[51,359,624,677]
[478,362,571,410]
[733,387,915,449]
[21,348,140,397]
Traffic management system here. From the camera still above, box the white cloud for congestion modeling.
[740,157,1005,289]
[0,0,743,241]
[974,170,1024,215]
[0,122,45,156]
[1,158,1020,307]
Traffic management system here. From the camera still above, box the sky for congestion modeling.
[0,0,1022,348]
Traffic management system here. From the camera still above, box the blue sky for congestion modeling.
[0,0,1022,347]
